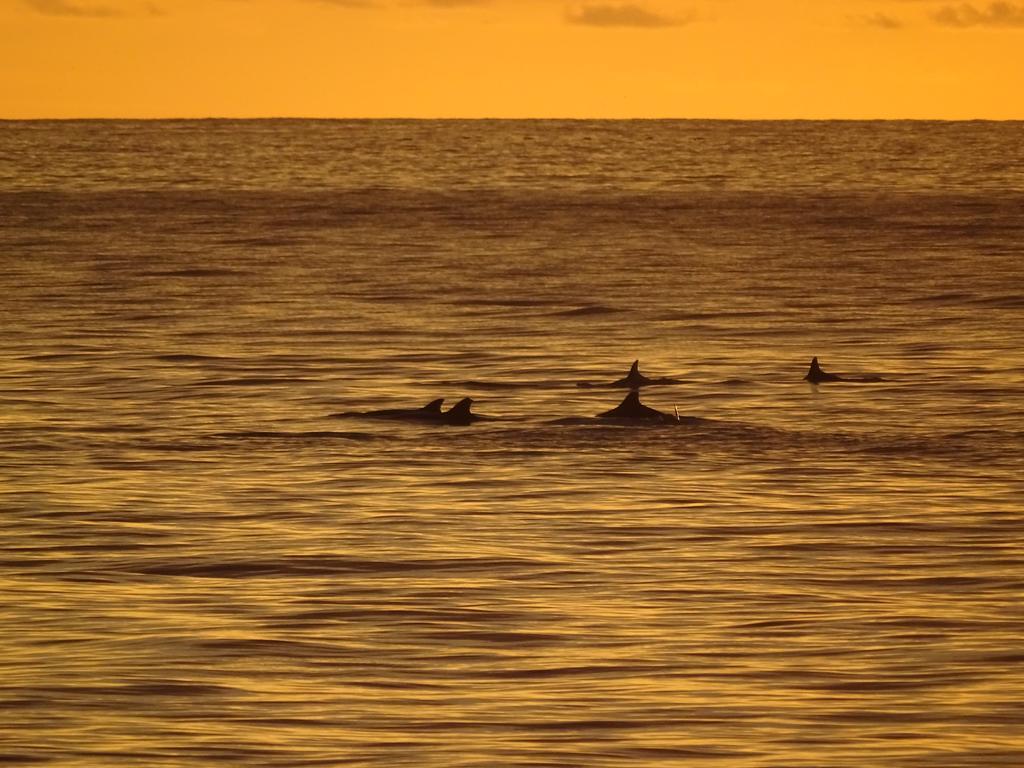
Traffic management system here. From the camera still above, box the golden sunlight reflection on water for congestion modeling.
[2,120,1024,766]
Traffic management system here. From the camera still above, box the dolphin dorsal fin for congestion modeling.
[621,391,641,408]
[630,360,640,376]
[422,398,445,412]
[599,390,646,418]
[447,398,473,418]
[809,357,821,373]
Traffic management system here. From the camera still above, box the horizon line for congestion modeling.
[1,116,1021,122]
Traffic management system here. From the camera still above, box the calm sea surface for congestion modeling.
[1,120,1023,767]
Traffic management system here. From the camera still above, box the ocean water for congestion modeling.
[1,119,1023,767]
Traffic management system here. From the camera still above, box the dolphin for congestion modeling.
[577,360,682,389]
[330,397,490,426]
[804,357,843,383]
[597,391,680,423]
[359,398,448,419]
[442,397,483,425]
[803,357,884,383]
[802,358,884,385]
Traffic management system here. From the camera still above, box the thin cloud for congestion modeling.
[566,3,690,28]
[857,12,904,29]
[305,0,377,7]
[932,1,1024,26]
[304,0,490,8]
[422,0,491,6]
[23,0,123,16]
[23,0,165,16]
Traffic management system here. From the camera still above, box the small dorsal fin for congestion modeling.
[422,398,445,412]
[447,398,473,418]
[599,390,650,418]
[805,356,834,382]
[630,360,640,376]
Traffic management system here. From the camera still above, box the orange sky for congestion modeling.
[3,0,1023,118]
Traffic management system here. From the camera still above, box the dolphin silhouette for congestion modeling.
[597,391,679,422]
[577,360,682,389]
[804,357,843,383]
[363,398,447,419]
[803,357,886,384]
[330,397,489,426]
[330,397,447,422]
[442,397,481,426]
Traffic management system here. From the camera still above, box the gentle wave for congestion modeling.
[2,120,1023,768]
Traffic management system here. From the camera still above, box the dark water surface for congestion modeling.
[1,120,1023,767]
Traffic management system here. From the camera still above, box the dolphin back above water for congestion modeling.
[577,360,682,389]
[597,391,680,423]
[803,357,884,384]
[804,357,842,383]
[331,397,488,426]
[442,397,481,426]
[361,398,447,419]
